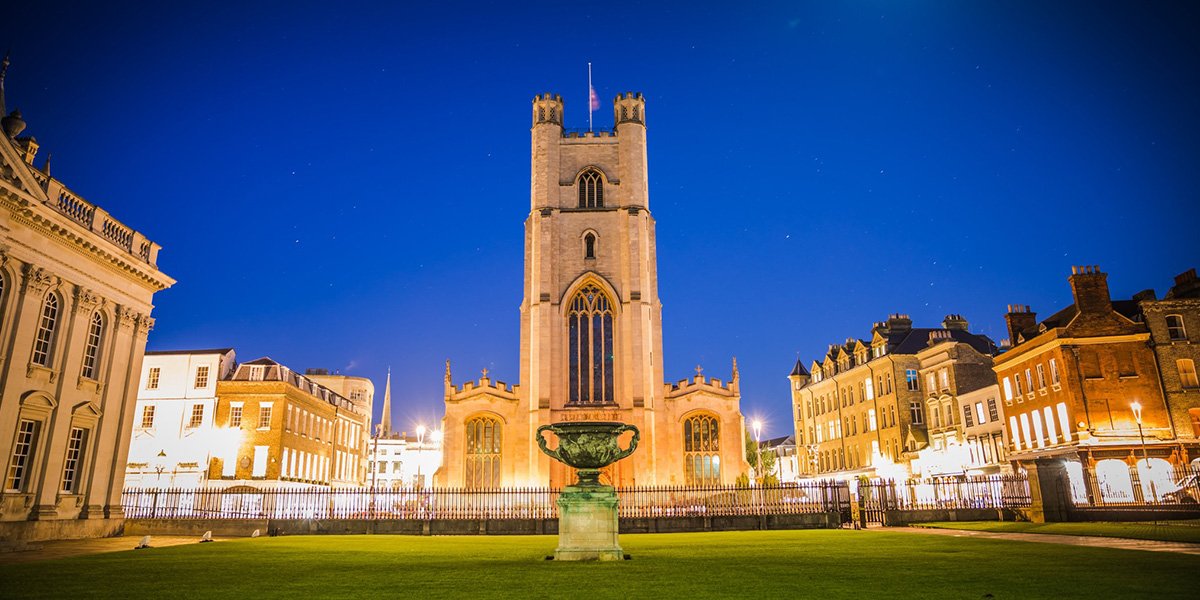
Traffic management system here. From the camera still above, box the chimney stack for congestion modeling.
[1004,304,1037,346]
[1068,265,1112,315]
[942,314,969,331]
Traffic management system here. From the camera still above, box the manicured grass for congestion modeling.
[917,520,1200,544]
[2,530,1198,599]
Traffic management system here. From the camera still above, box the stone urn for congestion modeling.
[536,421,640,486]
[536,421,639,561]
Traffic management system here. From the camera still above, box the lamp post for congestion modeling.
[415,424,426,489]
[370,423,382,518]
[1130,401,1157,503]
[751,420,763,485]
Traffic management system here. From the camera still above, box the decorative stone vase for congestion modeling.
[536,421,640,561]
[536,421,640,486]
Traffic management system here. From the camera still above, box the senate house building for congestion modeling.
[438,92,750,488]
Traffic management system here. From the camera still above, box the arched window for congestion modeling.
[81,312,105,379]
[568,284,614,404]
[684,414,720,485]
[0,271,6,322]
[578,169,603,208]
[584,233,596,259]
[32,293,60,367]
[465,416,502,489]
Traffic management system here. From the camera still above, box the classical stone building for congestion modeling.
[0,61,174,540]
[789,314,1000,479]
[996,266,1200,501]
[438,92,749,488]
[125,349,237,488]
[208,358,370,488]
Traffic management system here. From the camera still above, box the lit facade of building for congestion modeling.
[438,92,750,488]
[125,349,237,487]
[996,266,1200,501]
[911,328,1007,477]
[0,64,174,541]
[208,358,370,489]
[367,432,443,489]
[789,314,1000,480]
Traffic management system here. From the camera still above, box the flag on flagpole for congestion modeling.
[589,84,600,111]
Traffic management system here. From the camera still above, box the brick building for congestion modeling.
[208,358,370,489]
[913,327,1007,477]
[995,266,1200,503]
[789,314,999,479]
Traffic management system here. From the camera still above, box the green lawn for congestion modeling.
[917,520,1200,544]
[2,530,1197,599]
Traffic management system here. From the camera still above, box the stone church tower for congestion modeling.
[439,92,749,488]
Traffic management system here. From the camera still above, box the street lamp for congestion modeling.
[370,423,383,518]
[1130,401,1157,502]
[415,424,427,489]
[751,419,763,485]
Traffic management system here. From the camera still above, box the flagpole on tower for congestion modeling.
[588,62,593,132]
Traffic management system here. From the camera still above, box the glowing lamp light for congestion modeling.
[1130,401,1143,425]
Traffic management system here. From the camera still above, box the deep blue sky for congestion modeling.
[4,2,1198,438]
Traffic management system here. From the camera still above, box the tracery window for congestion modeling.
[568,284,614,404]
[465,416,502,489]
[578,169,604,208]
[31,293,60,367]
[683,414,720,485]
[81,312,104,379]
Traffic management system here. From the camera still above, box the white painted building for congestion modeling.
[124,349,236,488]
[367,432,443,489]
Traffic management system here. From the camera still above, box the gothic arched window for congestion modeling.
[465,416,502,489]
[81,311,105,380]
[684,414,720,485]
[578,169,604,208]
[32,293,60,367]
[584,233,596,259]
[568,284,614,404]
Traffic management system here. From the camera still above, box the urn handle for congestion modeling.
[535,424,563,463]
[613,424,641,462]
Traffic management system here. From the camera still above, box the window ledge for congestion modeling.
[26,363,58,383]
[76,376,104,393]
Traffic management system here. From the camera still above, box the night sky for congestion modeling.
[3,2,1197,438]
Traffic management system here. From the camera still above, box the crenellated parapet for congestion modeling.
[663,360,740,399]
[444,363,520,403]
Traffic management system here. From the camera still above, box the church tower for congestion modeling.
[439,91,748,489]
[521,92,664,486]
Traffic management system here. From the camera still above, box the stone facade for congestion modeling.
[438,92,749,488]
[207,358,370,489]
[790,314,1000,479]
[1137,269,1200,442]
[995,266,1200,500]
[0,71,174,540]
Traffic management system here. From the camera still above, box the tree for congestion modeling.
[744,429,778,486]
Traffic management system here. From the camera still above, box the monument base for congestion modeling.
[554,484,624,561]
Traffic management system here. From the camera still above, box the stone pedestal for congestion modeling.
[554,484,623,561]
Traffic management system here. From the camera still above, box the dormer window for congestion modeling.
[578,169,604,208]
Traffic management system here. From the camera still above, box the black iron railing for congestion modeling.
[857,474,1032,511]
[121,481,851,520]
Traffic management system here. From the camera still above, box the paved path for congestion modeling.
[0,535,221,564]
[890,526,1200,556]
